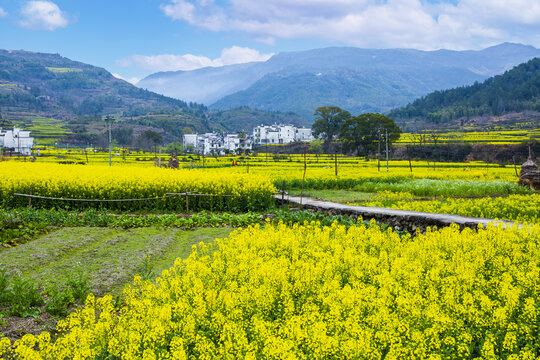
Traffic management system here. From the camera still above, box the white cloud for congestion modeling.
[159,0,540,49]
[0,8,8,18]
[112,73,141,85]
[116,46,274,73]
[19,1,69,31]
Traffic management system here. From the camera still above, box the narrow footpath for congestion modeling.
[276,194,517,232]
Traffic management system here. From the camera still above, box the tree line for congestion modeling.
[311,106,402,156]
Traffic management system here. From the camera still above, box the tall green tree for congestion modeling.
[311,106,351,152]
[340,113,402,157]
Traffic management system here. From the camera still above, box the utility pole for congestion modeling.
[385,128,389,172]
[377,133,381,172]
[105,115,115,167]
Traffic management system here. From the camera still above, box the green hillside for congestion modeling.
[389,57,540,127]
[0,50,303,144]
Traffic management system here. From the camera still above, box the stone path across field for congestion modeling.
[276,194,517,232]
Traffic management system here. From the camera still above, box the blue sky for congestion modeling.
[1,0,540,84]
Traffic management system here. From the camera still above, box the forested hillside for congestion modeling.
[389,57,540,127]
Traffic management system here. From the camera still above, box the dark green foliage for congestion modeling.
[43,284,75,317]
[136,129,163,150]
[111,126,134,146]
[340,113,402,156]
[66,266,91,303]
[311,106,351,152]
[6,273,44,317]
[390,57,540,123]
[0,268,9,305]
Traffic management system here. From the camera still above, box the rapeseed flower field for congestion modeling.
[1,221,539,359]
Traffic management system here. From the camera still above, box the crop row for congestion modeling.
[2,221,538,359]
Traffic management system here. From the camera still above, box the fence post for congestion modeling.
[28,186,33,208]
[185,188,189,212]
[301,144,307,208]
[334,152,338,176]
[282,180,285,207]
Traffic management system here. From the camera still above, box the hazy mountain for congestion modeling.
[138,43,540,119]
[0,50,304,143]
[389,57,540,128]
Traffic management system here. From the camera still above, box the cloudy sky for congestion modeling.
[1,0,540,84]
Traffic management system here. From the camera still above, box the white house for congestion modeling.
[0,127,34,156]
[253,124,313,145]
[296,127,314,141]
[223,134,252,154]
[182,132,253,155]
[182,134,198,151]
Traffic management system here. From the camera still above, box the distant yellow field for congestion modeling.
[398,128,539,145]
[45,67,83,73]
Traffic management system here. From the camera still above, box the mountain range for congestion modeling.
[138,43,540,119]
[0,50,304,144]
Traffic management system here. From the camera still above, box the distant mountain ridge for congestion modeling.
[138,43,540,119]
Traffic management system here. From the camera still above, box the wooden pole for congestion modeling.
[407,145,412,172]
[335,152,338,176]
[28,186,33,208]
[185,188,189,212]
[385,129,389,172]
[377,137,381,172]
[282,180,285,207]
[108,121,112,167]
[513,156,519,178]
[301,144,307,207]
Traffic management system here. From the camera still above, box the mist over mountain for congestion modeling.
[138,43,540,119]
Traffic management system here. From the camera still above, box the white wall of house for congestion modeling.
[0,127,34,155]
[253,124,313,145]
[296,127,314,141]
[183,134,198,151]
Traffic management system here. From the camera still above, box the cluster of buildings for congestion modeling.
[183,124,314,155]
[0,127,34,156]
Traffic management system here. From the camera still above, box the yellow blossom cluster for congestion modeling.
[352,192,540,223]
[2,221,539,359]
[0,162,276,211]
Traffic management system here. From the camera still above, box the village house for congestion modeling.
[183,124,313,155]
[253,124,314,145]
[0,127,34,156]
[182,132,253,155]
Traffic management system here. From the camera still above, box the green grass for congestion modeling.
[0,227,233,296]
